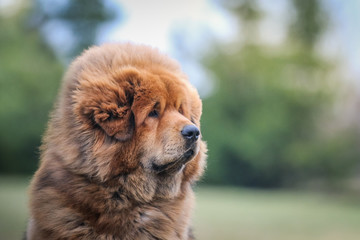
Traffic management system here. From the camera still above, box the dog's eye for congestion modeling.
[148,110,159,118]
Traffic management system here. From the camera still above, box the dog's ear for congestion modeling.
[92,99,134,141]
[75,68,141,141]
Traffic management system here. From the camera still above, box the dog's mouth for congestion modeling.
[152,149,196,175]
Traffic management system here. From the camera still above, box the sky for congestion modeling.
[101,0,235,53]
[324,0,360,82]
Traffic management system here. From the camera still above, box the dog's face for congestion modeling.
[67,45,205,184]
[130,69,202,175]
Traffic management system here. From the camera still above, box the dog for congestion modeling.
[26,43,206,240]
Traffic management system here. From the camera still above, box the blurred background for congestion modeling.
[1,0,360,239]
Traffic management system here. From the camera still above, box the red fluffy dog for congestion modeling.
[27,43,207,240]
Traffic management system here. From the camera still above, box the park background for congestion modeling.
[1,0,360,239]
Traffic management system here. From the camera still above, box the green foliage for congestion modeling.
[201,1,360,187]
[0,12,63,173]
[202,46,359,187]
[290,0,327,49]
[0,0,118,174]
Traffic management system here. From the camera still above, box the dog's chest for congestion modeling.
[76,185,189,240]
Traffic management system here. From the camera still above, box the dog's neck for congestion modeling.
[114,165,186,203]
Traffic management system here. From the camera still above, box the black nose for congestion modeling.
[181,125,200,142]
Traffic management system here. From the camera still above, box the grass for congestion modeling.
[193,187,360,240]
[0,176,30,240]
[1,176,360,240]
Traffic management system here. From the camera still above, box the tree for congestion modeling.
[30,0,118,61]
[200,0,360,187]
[0,0,119,174]
[0,10,63,173]
[290,0,326,49]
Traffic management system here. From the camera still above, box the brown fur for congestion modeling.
[27,43,207,240]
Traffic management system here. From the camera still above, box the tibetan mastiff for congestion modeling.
[27,43,207,240]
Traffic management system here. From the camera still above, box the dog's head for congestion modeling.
[62,44,206,185]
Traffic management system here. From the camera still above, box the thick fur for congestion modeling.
[27,43,207,240]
